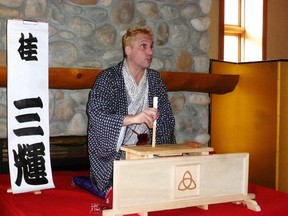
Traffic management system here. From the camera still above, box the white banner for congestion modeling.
[7,20,54,193]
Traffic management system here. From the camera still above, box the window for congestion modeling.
[220,0,266,62]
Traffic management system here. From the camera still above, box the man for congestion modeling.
[75,25,176,207]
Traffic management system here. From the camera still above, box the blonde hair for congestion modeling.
[122,25,153,57]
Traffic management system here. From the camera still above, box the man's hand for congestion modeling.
[123,108,159,128]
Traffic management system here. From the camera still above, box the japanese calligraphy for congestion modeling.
[90,203,102,215]
[13,142,48,186]
[12,96,46,186]
[14,97,43,109]
[13,97,44,137]
[18,32,38,61]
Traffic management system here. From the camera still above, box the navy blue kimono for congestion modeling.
[87,60,176,193]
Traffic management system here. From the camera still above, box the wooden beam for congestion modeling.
[161,71,239,94]
[0,67,6,88]
[0,66,239,94]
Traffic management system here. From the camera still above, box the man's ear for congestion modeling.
[125,46,131,56]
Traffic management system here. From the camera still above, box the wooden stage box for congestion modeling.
[103,146,260,216]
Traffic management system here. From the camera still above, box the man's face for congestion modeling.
[125,33,153,70]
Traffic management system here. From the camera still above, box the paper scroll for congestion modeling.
[7,19,54,194]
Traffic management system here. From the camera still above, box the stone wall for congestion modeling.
[0,0,212,145]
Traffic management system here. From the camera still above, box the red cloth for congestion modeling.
[1,171,288,216]
[150,183,288,216]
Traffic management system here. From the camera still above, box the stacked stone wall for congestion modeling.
[0,0,212,145]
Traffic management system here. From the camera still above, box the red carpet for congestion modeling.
[1,171,288,216]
